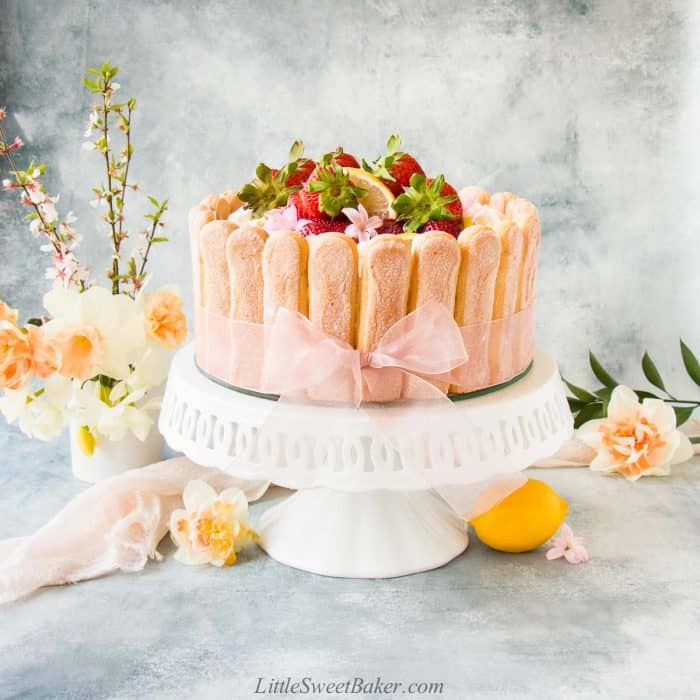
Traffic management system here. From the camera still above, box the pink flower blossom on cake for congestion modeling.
[170,480,258,567]
[578,385,693,480]
[262,204,309,234]
[342,204,382,242]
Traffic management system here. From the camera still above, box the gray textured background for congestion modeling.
[1,0,699,388]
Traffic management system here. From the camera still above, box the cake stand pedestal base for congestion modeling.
[258,488,469,579]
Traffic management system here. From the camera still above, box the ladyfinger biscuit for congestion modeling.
[199,220,236,315]
[490,220,524,382]
[306,234,359,402]
[225,226,268,323]
[188,204,216,308]
[222,190,243,216]
[510,198,541,310]
[450,225,501,393]
[459,185,490,211]
[489,191,516,216]
[263,231,309,324]
[357,235,411,402]
[492,221,524,320]
[404,232,460,396]
[308,233,358,345]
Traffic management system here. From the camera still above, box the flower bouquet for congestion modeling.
[0,62,186,481]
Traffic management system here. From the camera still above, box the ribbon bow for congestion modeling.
[262,302,467,407]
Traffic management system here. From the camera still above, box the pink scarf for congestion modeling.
[0,457,268,604]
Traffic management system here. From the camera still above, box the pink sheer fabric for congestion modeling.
[0,458,268,604]
[195,302,535,400]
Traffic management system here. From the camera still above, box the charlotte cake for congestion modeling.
[190,136,540,399]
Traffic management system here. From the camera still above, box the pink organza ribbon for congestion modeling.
[262,301,467,405]
[0,457,268,604]
[195,303,535,401]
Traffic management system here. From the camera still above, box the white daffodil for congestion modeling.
[44,285,146,380]
[170,481,257,567]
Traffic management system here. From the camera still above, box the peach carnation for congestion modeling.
[0,321,33,390]
[0,300,18,324]
[578,385,693,481]
[27,326,59,379]
[143,289,187,349]
[53,324,105,381]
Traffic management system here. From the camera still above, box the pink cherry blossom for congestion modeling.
[546,523,589,565]
[263,204,309,234]
[0,136,23,155]
[342,204,383,243]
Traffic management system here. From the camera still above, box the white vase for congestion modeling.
[70,420,165,483]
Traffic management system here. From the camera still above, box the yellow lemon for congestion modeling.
[470,479,568,553]
[344,168,397,220]
[397,232,416,242]
[77,425,96,456]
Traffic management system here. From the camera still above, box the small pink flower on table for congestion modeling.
[342,204,382,243]
[578,385,693,481]
[170,480,257,567]
[546,523,589,565]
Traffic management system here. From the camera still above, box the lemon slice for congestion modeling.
[469,479,568,553]
[345,168,397,220]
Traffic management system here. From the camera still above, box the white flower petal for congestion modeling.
[671,432,694,465]
[607,385,640,421]
[640,398,676,434]
[182,479,218,511]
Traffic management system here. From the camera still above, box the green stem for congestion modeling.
[101,88,120,295]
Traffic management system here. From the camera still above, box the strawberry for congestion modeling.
[319,147,360,169]
[435,179,463,221]
[378,219,404,235]
[299,217,349,237]
[419,219,463,237]
[300,164,367,218]
[362,134,425,196]
[392,173,461,234]
[238,162,300,217]
[238,141,314,216]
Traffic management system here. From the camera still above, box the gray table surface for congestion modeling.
[1,424,699,700]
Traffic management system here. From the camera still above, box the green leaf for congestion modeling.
[152,236,169,243]
[673,405,695,427]
[147,195,159,207]
[589,351,618,388]
[563,378,597,403]
[573,402,604,429]
[386,134,401,154]
[680,339,700,387]
[288,140,305,161]
[595,386,614,400]
[567,397,588,412]
[634,389,660,400]
[641,351,666,391]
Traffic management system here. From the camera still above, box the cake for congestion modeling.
[189,136,539,402]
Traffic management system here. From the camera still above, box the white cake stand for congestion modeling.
[159,344,572,578]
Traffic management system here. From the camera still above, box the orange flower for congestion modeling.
[0,321,33,389]
[27,326,60,379]
[143,289,187,349]
[0,300,18,324]
[53,324,105,380]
